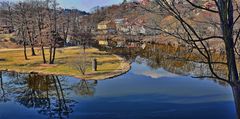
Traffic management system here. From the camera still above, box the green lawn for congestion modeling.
[0,47,130,80]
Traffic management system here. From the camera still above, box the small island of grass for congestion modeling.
[0,47,130,80]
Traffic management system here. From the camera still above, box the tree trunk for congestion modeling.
[225,39,239,83]
[50,46,56,64]
[41,45,46,64]
[23,41,28,60]
[40,34,46,63]
[49,45,53,64]
[50,37,57,64]
[31,45,36,56]
[26,25,36,56]
[219,0,239,82]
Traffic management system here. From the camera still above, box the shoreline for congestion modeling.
[0,47,131,80]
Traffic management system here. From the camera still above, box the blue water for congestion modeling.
[0,58,237,119]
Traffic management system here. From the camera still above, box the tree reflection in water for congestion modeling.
[15,74,75,118]
[0,72,7,102]
[0,71,99,118]
[73,80,97,96]
[0,72,80,118]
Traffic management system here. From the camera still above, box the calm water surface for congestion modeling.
[0,45,237,119]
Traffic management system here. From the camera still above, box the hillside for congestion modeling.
[0,34,20,48]
[87,1,234,51]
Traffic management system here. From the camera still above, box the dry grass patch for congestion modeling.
[0,47,130,80]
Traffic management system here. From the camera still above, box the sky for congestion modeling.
[5,0,124,12]
[58,0,123,12]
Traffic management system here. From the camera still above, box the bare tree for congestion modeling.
[25,1,37,56]
[0,1,14,32]
[141,0,240,84]
[70,13,93,76]
[14,1,30,60]
[35,0,47,63]
[47,0,61,64]
[60,9,71,46]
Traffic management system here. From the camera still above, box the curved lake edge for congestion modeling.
[0,47,131,80]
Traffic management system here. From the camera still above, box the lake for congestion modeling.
[0,44,237,119]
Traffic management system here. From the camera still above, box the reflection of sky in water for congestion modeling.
[132,62,178,78]
[0,59,237,119]
[76,62,233,104]
[68,61,236,119]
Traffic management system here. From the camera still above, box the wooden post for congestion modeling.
[92,58,97,71]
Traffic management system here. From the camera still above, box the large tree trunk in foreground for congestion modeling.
[225,39,239,83]
[219,0,239,82]
[232,85,240,119]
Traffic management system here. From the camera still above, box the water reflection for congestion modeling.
[0,67,237,118]
[0,72,79,118]
[97,43,229,86]
[97,44,207,75]
[233,86,240,119]
[73,80,97,96]
[95,43,239,118]
[0,72,7,102]
[20,75,71,118]
[0,43,239,118]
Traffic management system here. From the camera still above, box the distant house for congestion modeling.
[97,20,116,34]
[98,40,109,45]
[126,24,146,35]
[114,19,125,33]
[95,35,109,46]
[127,42,141,48]
[123,16,148,35]
[114,19,124,24]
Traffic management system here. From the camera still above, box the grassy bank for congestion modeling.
[0,47,130,80]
